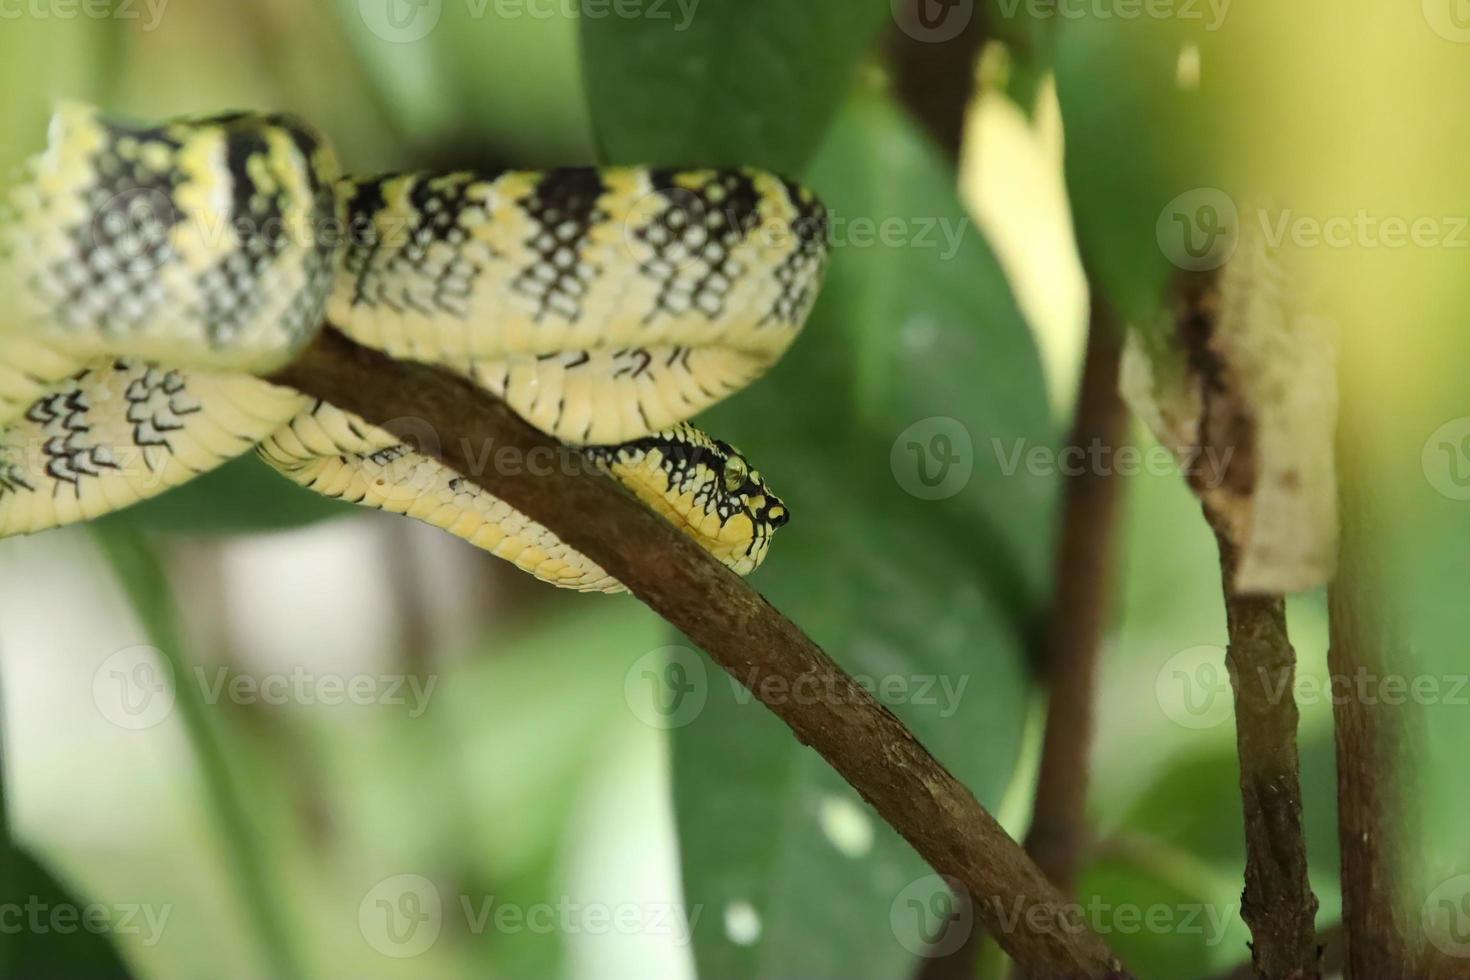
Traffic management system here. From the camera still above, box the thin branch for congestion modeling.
[269,327,1133,980]
[1209,923,1344,980]
[1023,287,1128,895]
[1209,517,1320,980]
[1325,449,1450,978]
[1171,264,1320,978]
[884,0,987,162]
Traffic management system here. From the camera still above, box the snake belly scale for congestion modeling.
[0,104,826,590]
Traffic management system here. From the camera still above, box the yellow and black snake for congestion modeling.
[0,104,828,591]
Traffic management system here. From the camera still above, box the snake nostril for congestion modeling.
[767,505,790,529]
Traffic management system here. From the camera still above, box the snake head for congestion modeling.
[585,423,789,577]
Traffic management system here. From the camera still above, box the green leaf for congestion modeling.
[90,526,303,979]
[580,0,891,173]
[0,847,135,979]
[336,0,595,166]
[1052,19,1237,326]
[96,455,352,537]
[0,685,133,978]
[668,95,1056,977]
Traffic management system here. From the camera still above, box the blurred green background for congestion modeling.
[1,1,1466,978]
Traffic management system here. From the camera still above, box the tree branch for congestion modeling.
[269,327,1132,979]
[1325,452,1447,978]
[1209,517,1320,980]
[1023,287,1128,896]
[1209,923,1344,980]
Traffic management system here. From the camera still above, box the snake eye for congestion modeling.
[723,456,748,493]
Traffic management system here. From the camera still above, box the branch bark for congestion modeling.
[1210,923,1344,980]
[1325,455,1445,978]
[269,327,1132,979]
[1210,518,1320,980]
[1023,288,1128,896]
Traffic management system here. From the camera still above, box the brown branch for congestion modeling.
[884,0,987,162]
[1023,288,1128,896]
[269,327,1133,980]
[1210,518,1320,980]
[1210,923,1344,980]
[1171,264,1319,978]
[1325,449,1450,978]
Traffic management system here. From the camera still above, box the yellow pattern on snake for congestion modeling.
[0,104,826,590]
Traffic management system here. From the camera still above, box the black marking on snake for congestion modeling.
[343,177,391,310]
[27,381,121,488]
[124,367,201,455]
[0,460,37,495]
[638,169,762,325]
[347,173,501,319]
[512,169,607,324]
[195,128,294,349]
[59,119,186,338]
[764,179,830,328]
[611,347,654,380]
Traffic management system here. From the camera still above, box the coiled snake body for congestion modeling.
[0,104,827,591]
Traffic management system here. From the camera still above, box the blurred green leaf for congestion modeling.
[667,94,1055,976]
[581,0,890,173]
[1053,20,1236,326]
[0,847,134,979]
[92,526,302,979]
[96,455,352,538]
[0,20,112,172]
[336,0,594,167]
[0,695,131,978]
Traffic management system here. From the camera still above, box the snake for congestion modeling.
[0,103,828,591]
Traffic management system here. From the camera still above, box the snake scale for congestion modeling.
[0,104,828,591]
